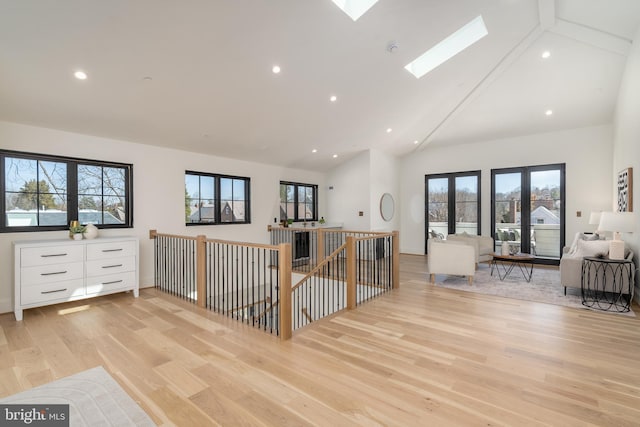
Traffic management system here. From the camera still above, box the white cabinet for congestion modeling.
[14,237,139,321]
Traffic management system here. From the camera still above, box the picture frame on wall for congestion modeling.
[617,167,633,212]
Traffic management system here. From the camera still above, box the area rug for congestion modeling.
[0,366,155,426]
[434,264,635,316]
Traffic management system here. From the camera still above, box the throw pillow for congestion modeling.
[568,232,600,254]
[573,239,610,258]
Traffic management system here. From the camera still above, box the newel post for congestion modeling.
[392,230,400,289]
[317,228,325,265]
[279,243,292,340]
[346,235,356,309]
[196,235,207,308]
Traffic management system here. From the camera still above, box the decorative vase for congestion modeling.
[501,242,510,256]
[83,223,98,239]
[72,233,83,241]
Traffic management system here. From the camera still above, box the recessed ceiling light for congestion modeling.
[413,140,419,145]
[272,65,281,74]
[386,128,393,133]
[545,109,553,116]
[541,51,551,59]
[331,0,380,21]
[74,70,88,80]
[332,154,338,158]
[405,15,488,79]
[330,95,337,102]
[312,149,318,153]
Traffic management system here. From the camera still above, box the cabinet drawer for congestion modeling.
[21,245,84,267]
[21,279,85,305]
[86,241,136,260]
[21,262,84,286]
[86,256,135,277]
[86,271,136,295]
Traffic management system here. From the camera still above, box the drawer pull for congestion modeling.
[41,271,67,276]
[102,264,123,269]
[41,288,67,294]
[102,248,123,252]
[102,280,123,285]
[41,253,68,258]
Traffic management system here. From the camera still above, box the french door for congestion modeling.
[425,171,480,253]
[491,164,565,264]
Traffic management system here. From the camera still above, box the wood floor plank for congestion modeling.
[1,254,640,425]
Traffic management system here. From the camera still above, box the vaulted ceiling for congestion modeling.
[1,0,638,171]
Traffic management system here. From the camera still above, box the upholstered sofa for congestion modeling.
[447,232,494,263]
[559,234,635,295]
[428,239,476,285]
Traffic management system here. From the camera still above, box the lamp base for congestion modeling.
[609,239,625,260]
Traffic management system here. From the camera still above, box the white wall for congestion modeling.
[326,149,401,232]
[369,149,400,232]
[0,121,325,314]
[400,125,614,254]
[326,151,371,231]
[613,24,640,302]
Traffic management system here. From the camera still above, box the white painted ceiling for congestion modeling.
[1,0,638,171]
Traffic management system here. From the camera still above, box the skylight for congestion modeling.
[404,15,488,79]
[331,0,379,21]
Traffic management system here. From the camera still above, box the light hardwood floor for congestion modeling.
[2,254,640,426]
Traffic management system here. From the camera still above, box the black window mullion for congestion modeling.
[67,161,78,223]
[447,176,456,236]
[215,176,221,223]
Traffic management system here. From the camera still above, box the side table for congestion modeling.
[581,257,633,312]
[490,253,535,282]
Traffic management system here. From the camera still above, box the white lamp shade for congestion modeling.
[598,211,636,260]
[598,212,636,234]
[588,211,602,225]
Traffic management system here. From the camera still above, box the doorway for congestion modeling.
[491,164,565,264]
[425,171,481,253]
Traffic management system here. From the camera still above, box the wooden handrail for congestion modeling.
[150,230,278,250]
[291,243,347,291]
[268,226,392,236]
[149,229,198,241]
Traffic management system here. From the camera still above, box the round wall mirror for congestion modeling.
[380,193,394,222]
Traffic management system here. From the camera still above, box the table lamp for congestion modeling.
[598,212,636,259]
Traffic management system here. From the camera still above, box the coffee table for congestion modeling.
[490,253,535,282]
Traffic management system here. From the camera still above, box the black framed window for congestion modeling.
[280,181,317,222]
[491,163,565,264]
[185,171,250,225]
[425,170,481,253]
[1,149,133,232]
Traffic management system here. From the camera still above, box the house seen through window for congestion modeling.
[1,150,133,232]
[185,171,250,225]
[280,181,317,222]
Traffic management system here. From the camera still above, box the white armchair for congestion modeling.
[428,239,476,285]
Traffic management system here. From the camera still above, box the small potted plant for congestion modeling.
[69,222,86,240]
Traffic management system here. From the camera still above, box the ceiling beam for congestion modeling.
[414,24,544,151]
[550,19,631,56]
[538,0,556,30]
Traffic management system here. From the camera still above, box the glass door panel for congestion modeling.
[494,172,522,255]
[530,169,561,258]
[427,177,448,239]
[455,175,478,234]
[492,164,565,264]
